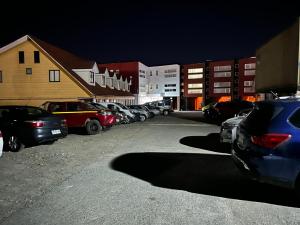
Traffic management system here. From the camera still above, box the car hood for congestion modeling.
[223,116,245,126]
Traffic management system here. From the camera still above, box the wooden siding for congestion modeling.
[0,40,90,106]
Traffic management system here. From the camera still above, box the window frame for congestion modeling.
[49,70,60,82]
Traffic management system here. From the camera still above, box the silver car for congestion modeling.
[220,109,252,143]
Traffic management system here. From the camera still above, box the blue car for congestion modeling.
[232,99,300,195]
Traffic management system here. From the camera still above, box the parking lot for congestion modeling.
[0,112,299,225]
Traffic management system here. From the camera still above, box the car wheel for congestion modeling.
[163,110,169,116]
[7,135,24,152]
[139,115,146,122]
[86,120,102,135]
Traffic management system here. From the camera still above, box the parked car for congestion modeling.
[204,100,254,122]
[43,101,116,135]
[232,99,300,195]
[0,130,3,157]
[143,104,160,116]
[220,109,252,143]
[0,106,68,152]
[100,102,137,122]
[127,105,150,121]
[145,100,173,116]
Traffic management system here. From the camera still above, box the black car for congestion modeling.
[0,106,68,151]
[204,100,254,122]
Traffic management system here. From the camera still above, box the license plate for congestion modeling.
[51,129,61,135]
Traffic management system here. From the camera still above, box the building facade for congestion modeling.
[0,35,133,106]
[99,62,180,108]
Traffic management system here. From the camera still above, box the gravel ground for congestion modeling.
[0,112,299,225]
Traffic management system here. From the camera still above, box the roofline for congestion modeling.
[0,35,29,54]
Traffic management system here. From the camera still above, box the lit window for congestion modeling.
[188,89,202,94]
[214,82,231,87]
[49,70,60,82]
[244,63,256,70]
[188,83,202,88]
[244,81,254,86]
[244,70,255,76]
[213,65,231,72]
[188,74,203,79]
[214,72,231,77]
[244,87,255,93]
[188,68,203,73]
[213,88,231,94]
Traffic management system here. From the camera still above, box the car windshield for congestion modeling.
[115,103,129,110]
[89,103,107,110]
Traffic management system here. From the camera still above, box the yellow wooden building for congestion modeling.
[0,35,133,106]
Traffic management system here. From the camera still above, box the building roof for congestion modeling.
[0,35,133,98]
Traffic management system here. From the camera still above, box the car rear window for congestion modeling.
[241,102,283,135]
[289,108,300,128]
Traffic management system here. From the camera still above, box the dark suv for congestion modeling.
[204,100,254,121]
[232,99,300,195]
[43,101,116,135]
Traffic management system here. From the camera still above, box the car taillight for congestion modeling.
[25,121,45,128]
[251,133,291,149]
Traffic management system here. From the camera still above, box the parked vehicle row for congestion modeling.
[0,100,164,155]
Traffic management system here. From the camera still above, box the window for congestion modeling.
[0,71,2,83]
[244,70,255,76]
[164,74,177,78]
[150,71,152,76]
[214,82,231,88]
[244,81,254,87]
[164,84,176,87]
[188,68,203,73]
[188,74,203,79]
[188,83,202,88]
[244,87,255,93]
[214,72,231,77]
[213,88,231,94]
[289,108,300,128]
[156,71,158,76]
[139,75,146,78]
[244,63,256,70]
[188,89,202,94]
[19,51,25,64]
[213,65,231,71]
[26,68,32,75]
[156,84,158,89]
[164,69,177,73]
[34,51,40,63]
[90,72,95,83]
[165,89,176,92]
[49,70,60,82]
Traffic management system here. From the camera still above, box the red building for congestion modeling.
[207,59,235,103]
[238,57,257,102]
[182,63,205,110]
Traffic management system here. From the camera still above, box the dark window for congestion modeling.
[49,70,60,82]
[34,51,40,63]
[67,103,80,111]
[49,103,66,112]
[26,68,32,75]
[19,51,25,64]
[90,72,95,83]
[289,108,300,128]
[0,71,2,83]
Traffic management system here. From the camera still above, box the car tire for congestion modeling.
[163,110,169,116]
[7,135,24,152]
[86,120,102,135]
[139,114,146,122]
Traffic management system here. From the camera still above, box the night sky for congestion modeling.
[1,0,299,66]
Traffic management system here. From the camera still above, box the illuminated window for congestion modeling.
[244,87,255,93]
[214,72,231,77]
[214,82,231,87]
[213,88,231,94]
[188,68,203,73]
[188,89,202,94]
[244,70,255,76]
[49,70,60,82]
[244,63,256,70]
[188,83,202,88]
[213,65,231,71]
[188,74,203,79]
[244,81,254,86]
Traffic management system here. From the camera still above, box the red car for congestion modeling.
[43,101,116,135]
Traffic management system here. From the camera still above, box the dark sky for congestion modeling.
[1,0,299,65]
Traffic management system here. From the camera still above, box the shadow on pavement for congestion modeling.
[170,112,220,125]
[110,152,299,207]
[179,133,231,154]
